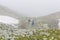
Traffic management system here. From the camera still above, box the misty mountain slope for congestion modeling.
[0,5,23,19]
[36,12,60,23]
[34,12,60,29]
[0,5,21,29]
[39,12,60,20]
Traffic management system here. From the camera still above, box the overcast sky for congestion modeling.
[0,0,60,17]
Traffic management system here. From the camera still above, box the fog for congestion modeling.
[0,0,60,17]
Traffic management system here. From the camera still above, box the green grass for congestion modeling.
[0,36,2,40]
[14,29,60,40]
[0,29,60,40]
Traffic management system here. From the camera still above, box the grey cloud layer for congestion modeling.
[0,0,60,17]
